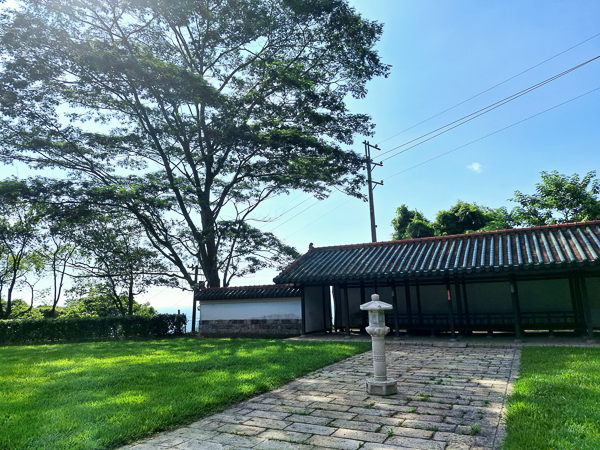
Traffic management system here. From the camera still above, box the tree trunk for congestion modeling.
[128,276,134,315]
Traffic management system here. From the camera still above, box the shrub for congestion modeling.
[0,314,186,345]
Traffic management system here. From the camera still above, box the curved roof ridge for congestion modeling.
[273,220,600,284]
[201,283,295,291]
[309,219,600,252]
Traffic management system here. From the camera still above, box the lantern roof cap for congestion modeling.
[360,295,393,311]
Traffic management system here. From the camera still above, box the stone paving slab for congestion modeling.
[120,344,519,450]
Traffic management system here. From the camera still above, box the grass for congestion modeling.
[504,347,600,450]
[0,336,370,450]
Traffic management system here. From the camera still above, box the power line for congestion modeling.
[376,31,600,146]
[255,48,600,238]
[266,195,313,222]
[383,86,600,181]
[378,55,600,162]
[283,198,353,240]
[267,199,321,232]
[269,192,306,215]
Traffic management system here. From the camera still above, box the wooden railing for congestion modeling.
[387,311,577,332]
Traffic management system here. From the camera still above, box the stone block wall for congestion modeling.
[198,319,302,336]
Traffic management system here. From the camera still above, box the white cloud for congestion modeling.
[467,162,482,173]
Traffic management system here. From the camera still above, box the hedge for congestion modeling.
[0,314,187,345]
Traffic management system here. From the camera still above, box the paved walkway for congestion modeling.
[122,344,520,450]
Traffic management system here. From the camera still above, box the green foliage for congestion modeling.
[0,338,371,449]
[4,299,33,319]
[391,170,600,239]
[64,287,157,318]
[391,201,511,239]
[0,314,185,345]
[505,347,600,449]
[0,180,46,319]
[434,201,489,235]
[65,212,179,315]
[434,201,511,235]
[0,0,389,287]
[510,170,600,226]
[391,205,434,239]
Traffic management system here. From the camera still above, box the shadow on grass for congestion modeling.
[0,337,370,450]
[504,347,600,450]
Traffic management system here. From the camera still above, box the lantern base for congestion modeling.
[366,378,398,396]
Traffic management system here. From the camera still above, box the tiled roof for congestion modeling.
[195,284,301,301]
[274,221,600,284]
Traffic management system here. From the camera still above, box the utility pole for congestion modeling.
[364,141,383,242]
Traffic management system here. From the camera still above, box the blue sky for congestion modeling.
[229,0,600,291]
[2,1,599,311]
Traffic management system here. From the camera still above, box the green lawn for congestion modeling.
[0,337,371,450]
[504,346,600,450]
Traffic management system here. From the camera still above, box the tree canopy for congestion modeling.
[511,170,600,226]
[0,179,175,318]
[434,202,510,235]
[391,205,434,240]
[0,181,45,319]
[391,170,599,240]
[0,0,389,287]
[391,201,510,240]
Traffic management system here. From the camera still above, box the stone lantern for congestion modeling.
[360,294,398,396]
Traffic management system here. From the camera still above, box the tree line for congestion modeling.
[0,179,176,320]
[392,170,600,240]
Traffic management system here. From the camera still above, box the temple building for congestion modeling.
[196,220,600,340]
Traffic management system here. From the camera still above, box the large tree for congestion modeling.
[0,0,388,287]
[510,170,600,226]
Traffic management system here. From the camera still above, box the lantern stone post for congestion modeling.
[360,294,398,396]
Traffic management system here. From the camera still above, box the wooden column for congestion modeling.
[416,281,423,326]
[322,284,330,332]
[333,284,342,332]
[454,278,464,335]
[404,279,413,334]
[392,281,400,337]
[509,275,523,340]
[578,272,595,341]
[300,286,306,337]
[446,280,456,340]
[462,279,471,329]
[343,284,351,338]
[360,281,368,331]
[568,273,583,335]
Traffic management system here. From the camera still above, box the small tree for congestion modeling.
[510,170,600,226]
[0,181,46,319]
[65,283,157,317]
[69,214,179,316]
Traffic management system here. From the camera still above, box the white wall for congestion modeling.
[199,297,301,321]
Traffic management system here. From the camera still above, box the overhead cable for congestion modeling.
[383,86,600,181]
[378,55,600,162]
[376,31,600,146]
[283,198,353,240]
[266,199,321,232]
